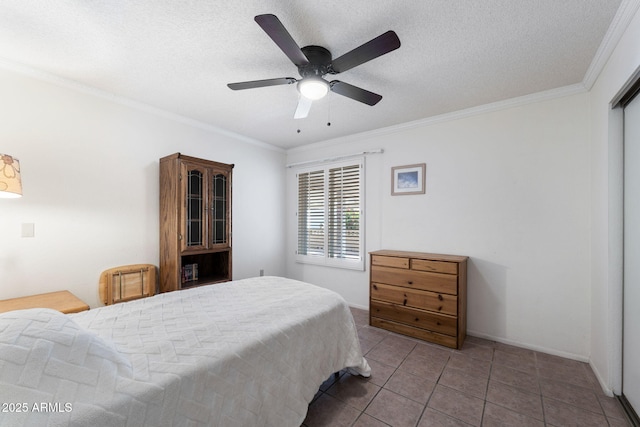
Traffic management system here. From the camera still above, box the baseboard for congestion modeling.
[588,360,615,397]
[467,330,620,397]
[466,329,589,363]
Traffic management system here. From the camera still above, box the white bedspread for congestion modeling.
[0,276,370,427]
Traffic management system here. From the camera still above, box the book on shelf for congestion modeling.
[181,263,199,283]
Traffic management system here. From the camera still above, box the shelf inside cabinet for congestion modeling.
[180,250,230,289]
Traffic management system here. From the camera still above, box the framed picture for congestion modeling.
[391,163,426,195]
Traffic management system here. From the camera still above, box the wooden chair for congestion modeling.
[99,264,157,305]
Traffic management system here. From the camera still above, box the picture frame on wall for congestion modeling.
[391,163,426,195]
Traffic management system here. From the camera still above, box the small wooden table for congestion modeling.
[0,290,89,314]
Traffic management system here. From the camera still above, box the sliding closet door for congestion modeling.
[624,91,640,416]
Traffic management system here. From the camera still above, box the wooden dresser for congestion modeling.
[369,250,468,349]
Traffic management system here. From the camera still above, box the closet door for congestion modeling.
[624,90,640,416]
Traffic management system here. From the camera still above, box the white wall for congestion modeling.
[286,92,592,360]
[589,4,640,395]
[0,67,287,308]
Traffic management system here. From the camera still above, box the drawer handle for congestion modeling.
[438,306,443,311]
[373,284,378,290]
[407,281,413,285]
[403,298,408,306]
[438,295,443,301]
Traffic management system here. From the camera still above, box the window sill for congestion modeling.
[295,256,365,271]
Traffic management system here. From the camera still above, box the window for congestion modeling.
[296,158,364,270]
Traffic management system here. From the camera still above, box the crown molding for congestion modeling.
[0,58,285,153]
[583,0,640,90]
[287,83,587,154]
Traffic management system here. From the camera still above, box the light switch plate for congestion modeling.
[21,223,35,238]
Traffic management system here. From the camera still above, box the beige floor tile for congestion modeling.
[427,385,484,426]
[358,326,390,344]
[607,415,634,427]
[361,358,395,388]
[365,389,425,427]
[453,342,494,361]
[490,363,539,393]
[537,360,594,389]
[539,378,602,413]
[439,366,489,399]
[597,394,628,420]
[384,369,436,404]
[493,349,537,375]
[417,407,474,426]
[485,380,543,421]
[325,373,381,411]
[445,353,491,379]
[367,339,414,368]
[410,342,453,361]
[482,402,545,427]
[542,397,609,427]
[353,413,391,427]
[304,319,621,427]
[398,352,448,381]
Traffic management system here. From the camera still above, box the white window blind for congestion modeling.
[297,169,325,256]
[296,158,364,270]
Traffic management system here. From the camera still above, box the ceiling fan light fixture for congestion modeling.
[298,77,329,100]
[228,14,400,118]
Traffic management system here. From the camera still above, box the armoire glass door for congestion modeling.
[182,163,207,251]
[210,172,228,246]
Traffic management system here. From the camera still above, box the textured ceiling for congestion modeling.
[0,1,625,149]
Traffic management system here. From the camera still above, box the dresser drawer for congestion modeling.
[371,317,458,348]
[371,300,457,336]
[371,255,409,269]
[371,282,457,315]
[371,265,458,295]
[411,259,458,275]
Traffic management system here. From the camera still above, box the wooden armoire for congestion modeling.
[159,153,233,292]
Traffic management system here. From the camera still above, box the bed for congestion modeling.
[0,276,370,427]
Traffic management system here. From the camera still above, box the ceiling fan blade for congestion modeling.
[331,31,400,73]
[255,14,309,67]
[294,96,312,119]
[227,77,296,90]
[330,81,382,106]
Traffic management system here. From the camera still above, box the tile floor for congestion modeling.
[303,308,633,427]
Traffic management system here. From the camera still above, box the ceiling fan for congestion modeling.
[227,14,401,119]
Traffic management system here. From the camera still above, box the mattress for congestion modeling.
[0,276,370,427]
